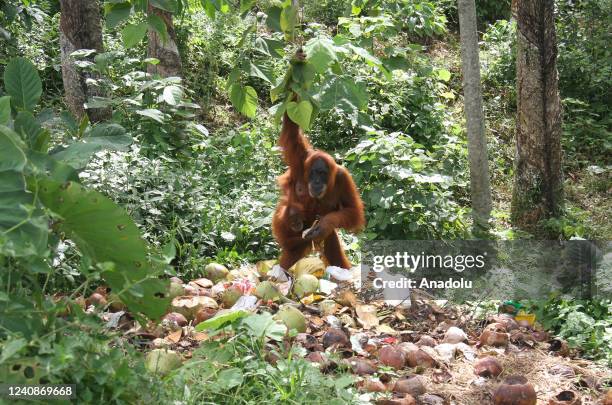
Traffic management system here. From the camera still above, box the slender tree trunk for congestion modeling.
[458,0,492,232]
[147,6,182,77]
[511,0,563,231]
[59,0,110,122]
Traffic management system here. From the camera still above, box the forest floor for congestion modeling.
[92,257,611,405]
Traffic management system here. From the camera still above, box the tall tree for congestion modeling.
[59,0,110,122]
[457,0,492,232]
[511,0,563,231]
[147,5,182,77]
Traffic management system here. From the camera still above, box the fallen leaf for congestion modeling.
[192,332,208,341]
[356,304,379,329]
[376,324,398,335]
[300,294,325,305]
[166,329,182,343]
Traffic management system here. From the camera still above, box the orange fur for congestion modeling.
[272,113,365,269]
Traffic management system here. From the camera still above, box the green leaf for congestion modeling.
[229,84,258,118]
[147,14,168,43]
[195,310,249,331]
[14,111,43,147]
[304,36,337,73]
[280,5,297,40]
[0,96,11,125]
[290,61,316,89]
[84,97,113,109]
[162,85,183,105]
[70,49,96,59]
[239,0,254,13]
[265,6,282,32]
[286,100,313,130]
[161,238,176,264]
[37,179,170,319]
[334,374,354,389]
[105,2,132,29]
[150,0,178,13]
[122,22,148,48]
[136,108,166,123]
[253,37,284,58]
[51,123,132,169]
[319,76,368,113]
[437,69,451,82]
[242,312,286,341]
[0,338,27,364]
[217,368,244,390]
[0,126,26,172]
[0,125,48,258]
[248,61,275,83]
[346,44,389,78]
[3,57,42,112]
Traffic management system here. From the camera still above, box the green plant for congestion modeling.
[69,50,205,157]
[166,311,357,404]
[81,120,282,277]
[532,296,612,366]
[345,128,469,239]
[0,57,173,401]
[0,308,164,403]
[562,98,611,169]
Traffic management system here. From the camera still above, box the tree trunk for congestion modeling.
[458,0,492,232]
[59,0,110,122]
[511,0,563,231]
[147,6,182,77]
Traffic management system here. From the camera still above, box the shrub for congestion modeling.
[82,121,282,276]
[533,297,612,366]
[345,128,469,239]
[168,311,358,403]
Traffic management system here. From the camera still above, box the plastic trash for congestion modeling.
[318,279,338,295]
[325,266,353,281]
[268,264,290,282]
[230,295,258,311]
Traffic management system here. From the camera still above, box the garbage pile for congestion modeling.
[80,258,611,405]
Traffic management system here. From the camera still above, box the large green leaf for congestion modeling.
[37,179,170,319]
[248,61,275,83]
[286,100,313,130]
[241,312,286,341]
[147,14,168,43]
[51,123,132,169]
[150,0,178,13]
[3,57,42,112]
[280,5,297,40]
[105,2,132,28]
[0,96,11,125]
[319,75,368,113]
[14,111,47,151]
[0,125,48,258]
[290,61,316,90]
[162,85,183,106]
[239,0,255,13]
[304,36,338,73]
[253,37,284,58]
[265,6,282,32]
[122,22,148,48]
[195,310,249,331]
[229,84,257,118]
[135,108,166,123]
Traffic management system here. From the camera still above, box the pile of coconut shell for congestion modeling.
[78,257,611,405]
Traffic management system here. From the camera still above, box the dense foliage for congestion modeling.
[0,0,610,400]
